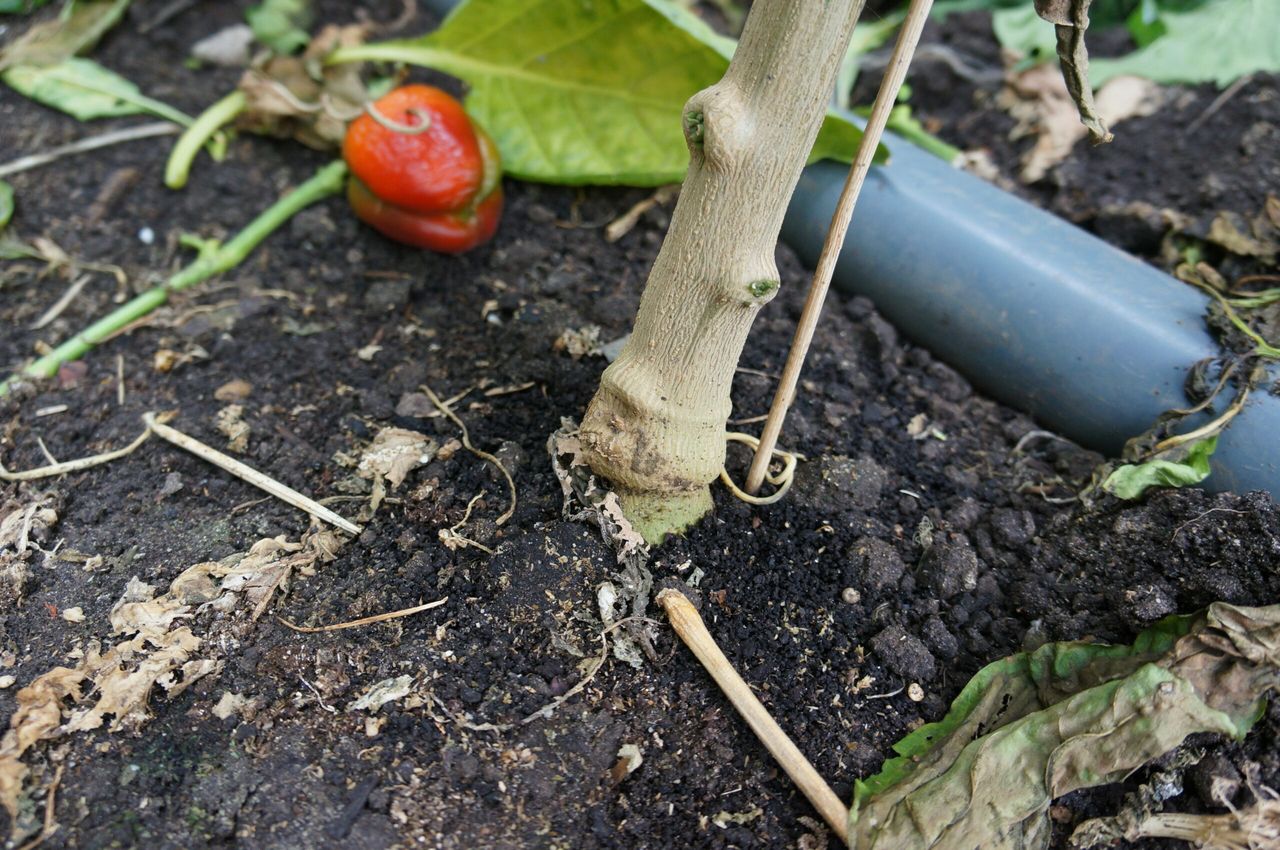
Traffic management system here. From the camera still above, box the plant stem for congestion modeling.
[1,160,348,396]
[165,90,247,190]
[745,0,934,495]
[579,0,868,542]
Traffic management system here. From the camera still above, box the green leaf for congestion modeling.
[0,0,130,70]
[0,180,13,232]
[0,0,56,14]
[332,0,880,186]
[246,0,312,54]
[1091,0,1280,86]
[1102,435,1216,500]
[850,602,1278,850]
[2,57,193,124]
[991,3,1059,62]
[836,9,907,109]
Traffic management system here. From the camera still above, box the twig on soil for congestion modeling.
[420,382,516,526]
[0,123,180,180]
[29,275,91,330]
[299,676,338,714]
[278,597,448,633]
[0,424,152,481]
[138,0,199,32]
[15,764,63,850]
[0,161,349,396]
[658,588,848,841]
[604,185,678,242]
[144,412,362,535]
[1170,507,1249,541]
[521,634,608,726]
[428,694,513,734]
[35,438,58,467]
[1012,429,1077,455]
[1186,73,1254,135]
[116,355,125,406]
[520,616,658,726]
[438,492,495,554]
[482,381,537,398]
[744,0,935,496]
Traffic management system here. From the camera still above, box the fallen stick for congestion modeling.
[0,425,152,482]
[657,588,848,840]
[278,597,448,633]
[144,412,361,535]
[0,122,179,180]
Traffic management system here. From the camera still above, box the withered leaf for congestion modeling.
[850,602,1280,850]
[1034,0,1112,144]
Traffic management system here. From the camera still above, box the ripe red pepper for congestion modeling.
[342,85,503,254]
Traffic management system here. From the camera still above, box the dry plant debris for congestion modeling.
[850,602,1280,850]
[352,427,438,512]
[1000,66,1160,182]
[548,420,647,567]
[237,24,372,150]
[215,404,251,453]
[0,489,59,599]
[0,528,342,839]
[553,326,603,360]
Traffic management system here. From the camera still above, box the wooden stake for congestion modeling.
[657,588,848,840]
[744,0,936,495]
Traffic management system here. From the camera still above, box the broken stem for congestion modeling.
[145,412,362,535]
[0,160,348,396]
[657,588,848,839]
[744,0,934,495]
[164,90,247,190]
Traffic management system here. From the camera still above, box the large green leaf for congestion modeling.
[333,0,881,186]
[0,0,130,70]
[837,9,907,109]
[1090,0,1280,86]
[1102,435,1216,500]
[2,57,192,124]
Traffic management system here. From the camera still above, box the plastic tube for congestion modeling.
[782,131,1278,494]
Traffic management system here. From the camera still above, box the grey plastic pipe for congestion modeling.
[424,0,1276,495]
[782,126,1279,495]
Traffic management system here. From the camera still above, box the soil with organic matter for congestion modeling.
[2,3,1278,850]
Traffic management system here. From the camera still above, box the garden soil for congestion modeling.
[1,3,1277,849]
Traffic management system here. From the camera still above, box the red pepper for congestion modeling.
[342,85,503,254]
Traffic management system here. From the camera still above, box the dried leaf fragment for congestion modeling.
[1034,0,1112,144]
[850,602,1280,850]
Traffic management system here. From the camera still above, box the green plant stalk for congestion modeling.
[1191,280,1280,358]
[165,90,247,189]
[0,160,348,396]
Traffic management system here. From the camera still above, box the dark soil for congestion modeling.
[1,3,1278,850]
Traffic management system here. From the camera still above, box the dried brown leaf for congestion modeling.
[237,24,371,150]
[850,602,1280,850]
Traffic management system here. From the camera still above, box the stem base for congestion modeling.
[618,486,713,546]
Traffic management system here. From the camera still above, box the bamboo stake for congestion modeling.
[744,0,935,495]
[657,588,848,840]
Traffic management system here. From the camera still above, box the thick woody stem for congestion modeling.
[579,0,866,543]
